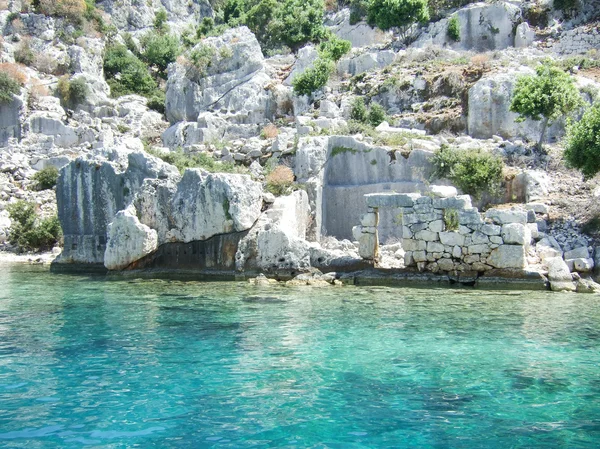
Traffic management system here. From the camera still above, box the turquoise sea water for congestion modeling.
[0,265,599,448]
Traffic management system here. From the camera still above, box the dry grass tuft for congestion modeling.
[266,165,295,196]
[261,123,279,139]
[0,62,27,85]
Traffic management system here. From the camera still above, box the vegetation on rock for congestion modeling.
[367,0,429,44]
[510,63,583,150]
[147,147,246,175]
[32,166,59,191]
[447,15,460,42]
[431,145,504,198]
[564,103,600,179]
[266,165,295,196]
[0,71,21,103]
[7,201,62,252]
[292,58,334,97]
[57,76,89,108]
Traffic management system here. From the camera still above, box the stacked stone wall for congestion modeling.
[357,192,537,273]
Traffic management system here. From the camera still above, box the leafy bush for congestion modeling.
[318,34,351,62]
[367,0,429,44]
[292,58,334,96]
[0,71,21,103]
[140,31,181,76]
[266,165,295,196]
[32,166,59,190]
[56,76,88,107]
[367,102,386,127]
[147,147,245,174]
[350,97,367,122]
[14,40,34,66]
[154,9,169,34]
[147,91,166,114]
[443,208,459,231]
[104,43,159,97]
[221,0,325,51]
[564,103,600,179]
[7,201,62,251]
[553,0,578,12]
[431,145,504,198]
[447,15,460,42]
[510,63,583,149]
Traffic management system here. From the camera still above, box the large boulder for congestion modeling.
[468,68,565,141]
[545,256,576,292]
[136,169,263,244]
[414,2,521,51]
[486,245,527,269]
[165,27,274,124]
[325,9,390,48]
[104,207,158,270]
[56,151,179,265]
[0,96,22,147]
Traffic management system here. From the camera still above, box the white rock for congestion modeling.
[515,22,535,48]
[573,258,594,273]
[486,208,528,225]
[486,245,526,269]
[104,207,158,270]
[430,185,457,198]
[564,246,590,260]
[501,223,531,246]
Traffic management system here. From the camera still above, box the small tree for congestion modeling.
[292,58,334,97]
[367,0,429,44]
[510,63,583,150]
[0,72,21,103]
[564,103,600,179]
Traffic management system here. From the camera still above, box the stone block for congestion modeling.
[429,220,444,233]
[527,210,536,223]
[501,223,531,246]
[427,241,445,253]
[437,258,455,271]
[464,254,480,264]
[573,258,594,273]
[452,245,462,258]
[485,208,528,225]
[430,185,457,198]
[480,223,501,236]
[469,244,490,255]
[486,245,526,269]
[404,251,414,266]
[359,232,378,259]
[403,238,426,252]
[439,231,465,247]
[415,230,438,242]
[365,193,417,208]
[360,212,378,227]
[459,208,483,225]
[413,250,427,263]
[564,246,590,260]
[525,203,549,214]
[489,235,503,245]
[471,231,489,245]
[433,195,472,210]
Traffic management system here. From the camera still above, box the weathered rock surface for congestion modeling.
[165,27,274,124]
[104,207,158,270]
[546,257,576,292]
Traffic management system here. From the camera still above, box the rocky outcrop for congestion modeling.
[0,96,23,147]
[467,68,565,141]
[325,9,390,48]
[104,206,158,270]
[56,151,179,265]
[165,27,275,124]
[414,2,521,51]
[135,169,263,244]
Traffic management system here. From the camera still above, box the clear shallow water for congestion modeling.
[0,266,599,448]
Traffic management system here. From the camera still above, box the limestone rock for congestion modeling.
[486,245,526,269]
[104,207,158,270]
[325,9,390,48]
[576,278,600,294]
[166,27,274,124]
[515,22,534,48]
[546,257,576,292]
[486,208,528,225]
[501,223,531,246]
[564,246,590,260]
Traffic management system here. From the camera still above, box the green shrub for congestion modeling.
[147,91,166,114]
[104,44,159,97]
[367,102,386,127]
[553,0,578,12]
[32,166,59,190]
[140,31,181,75]
[14,41,35,66]
[0,72,21,103]
[154,9,169,34]
[197,17,215,37]
[367,0,429,44]
[292,58,334,97]
[188,44,216,79]
[564,103,600,179]
[220,0,325,51]
[7,201,62,251]
[318,34,351,62]
[56,76,88,107]
[444,208,459,231]
[510,62,583,150]
[349,0,369,24]
[447,15,460,42]
[146,147,245,174]
[430,145,504,198]
[350,97,367,122]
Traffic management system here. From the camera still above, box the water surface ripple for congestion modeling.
[0,266,599,448]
